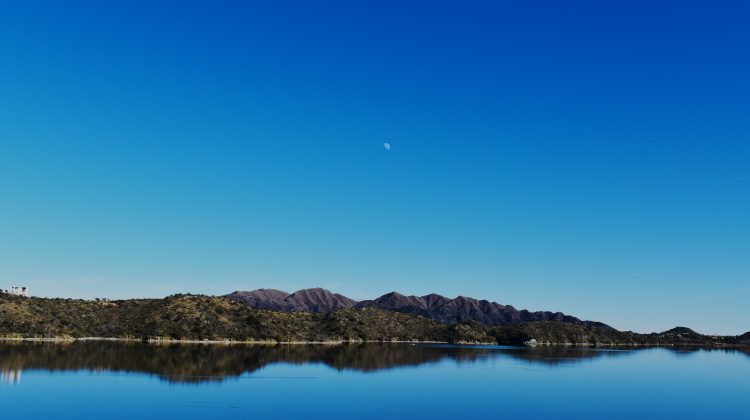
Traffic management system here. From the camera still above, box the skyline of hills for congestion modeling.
[2,291,748,342]
[227,287,610,329]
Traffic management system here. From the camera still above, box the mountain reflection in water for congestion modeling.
[0,341,746,384]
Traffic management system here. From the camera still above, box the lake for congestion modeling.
[0,341,747,419]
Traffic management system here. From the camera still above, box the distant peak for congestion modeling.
[229,288,290,297]
[252,288,289,294]
[290,287,335,296]
[662,326,699,335]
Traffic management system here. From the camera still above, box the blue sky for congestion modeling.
[1,1,748,334]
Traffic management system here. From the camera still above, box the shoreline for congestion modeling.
[0,336,747,349]
[0,337,452,345]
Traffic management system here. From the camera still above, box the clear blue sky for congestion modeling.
[1,1,748,334]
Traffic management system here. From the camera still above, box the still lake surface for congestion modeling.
[0,341,747,419]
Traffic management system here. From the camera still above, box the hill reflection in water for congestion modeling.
[0,341,745,384]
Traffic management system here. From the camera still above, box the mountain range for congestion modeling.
[3,291,748,345]
[226,288,610,329]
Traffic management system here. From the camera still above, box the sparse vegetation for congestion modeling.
[0,292,747,347]
[0,293,474,342]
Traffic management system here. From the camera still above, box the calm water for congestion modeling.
[0,342,748,419]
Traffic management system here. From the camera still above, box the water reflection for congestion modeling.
[1,368,22,385]
[0,341,745,384]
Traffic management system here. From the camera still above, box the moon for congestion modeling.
[384,142,391,151]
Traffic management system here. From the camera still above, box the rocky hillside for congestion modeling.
[227,288,609,328]
[1,292,746,347]
[0,293,459,342]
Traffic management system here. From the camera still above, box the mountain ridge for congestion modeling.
[228,287,357,313]
[226,288,610,329]
[1,292,747,345]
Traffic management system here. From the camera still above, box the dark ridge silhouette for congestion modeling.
[227,288,356,313]
[228,288,610,329]
[285,288,357,312]
[226,289,290,310]
[660,327,700,336]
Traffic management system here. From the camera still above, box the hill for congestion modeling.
[1,292,746,347]
[0,293,460,342]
